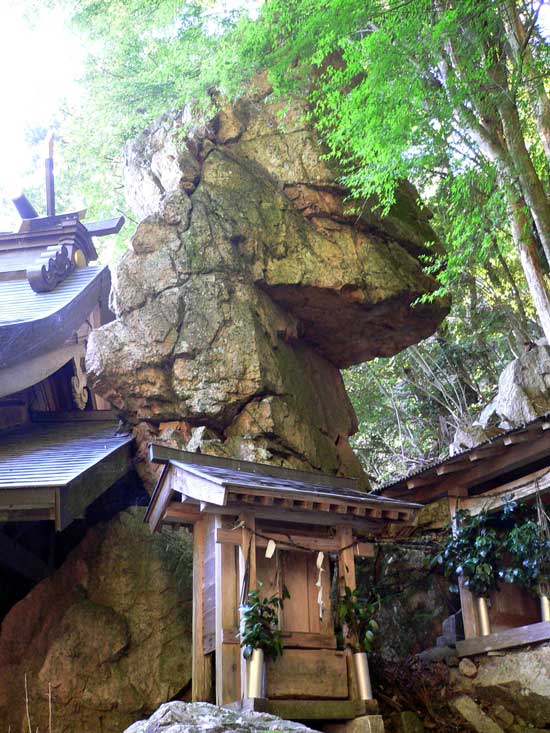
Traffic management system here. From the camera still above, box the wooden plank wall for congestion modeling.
[276,551,333,636]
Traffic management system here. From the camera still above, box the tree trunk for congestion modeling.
[500,0,550,162]
[489,238,531,333]
[508,191,550,344]
[495,80,550,267]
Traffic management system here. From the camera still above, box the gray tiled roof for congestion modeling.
[0,265,106,325]
[0,419,132,489]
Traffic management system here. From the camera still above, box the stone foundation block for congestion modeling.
[323,714,385,733]
[451,695,504,733]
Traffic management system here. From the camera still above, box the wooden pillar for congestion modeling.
[215,515,242,705]
[337,526,356,592]
[336,526,360,702]
[239,513,257,699]
[448,497,480,638]
[192,516,213,701]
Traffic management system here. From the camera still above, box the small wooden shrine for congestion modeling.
[380,414,550,657]
[146,444,420,724]
[0,137,133,592]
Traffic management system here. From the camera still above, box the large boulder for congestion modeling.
[88,81,448,485]
[451,342,550,453]
[123,701,319,733]
[477,343,550,430]
[0,509,193,733]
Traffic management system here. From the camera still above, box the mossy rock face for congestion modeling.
[0,508,193,733]
[357,543,453,661]
[88,79,448,488]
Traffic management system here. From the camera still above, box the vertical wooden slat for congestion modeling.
[192,516,213,701]
[449,497,479,638]
[238,513,256,699]
[215,515,242,705]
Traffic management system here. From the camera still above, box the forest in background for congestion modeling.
[11,0,550,483]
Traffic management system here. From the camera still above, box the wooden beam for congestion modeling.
[149,443,359,491]
[145,465,173,532]
[222,628,337,649]
[214,515,242,705]
[406,475,438,489]
[239,513,256,702]
[503,432,531,445]
[457,620,550,657]
[0,342,84,399]
[84,216,125,237]
[337,526,356,592]
[468,445,506,462]
[225,699,372,720]
[201,501,384,531]
[456,432,550,490]
[192,517,213,702]
[171,463,227,506]
[462,468,550,515]
[436,461,470,476]
[163,502,202,525]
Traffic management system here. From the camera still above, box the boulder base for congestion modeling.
[0,509,193,733]
[123,701,320,733]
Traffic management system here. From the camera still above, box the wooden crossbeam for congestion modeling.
[468,445,507,461]
[436,460,470,476]
[503,432,531,446]
[457,621,550,657]
[163,501,202,525]
[407,475,438,489]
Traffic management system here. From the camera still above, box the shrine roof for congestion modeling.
[0,265,111,373]
[0,415,133,529]
[0,264,108,327]
[145,444,421,531]
[377,412,550,504]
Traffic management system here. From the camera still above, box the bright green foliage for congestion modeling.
[239,586,289,661]
[433,502,550,598]
[501,501,550,595]
[337,585,381,653]
[432,509,503,598]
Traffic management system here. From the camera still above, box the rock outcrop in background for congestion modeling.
[452,342,550,453]
[87,78,449,487]
[0,510,193,733]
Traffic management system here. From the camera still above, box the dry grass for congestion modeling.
[21,673,53,733]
